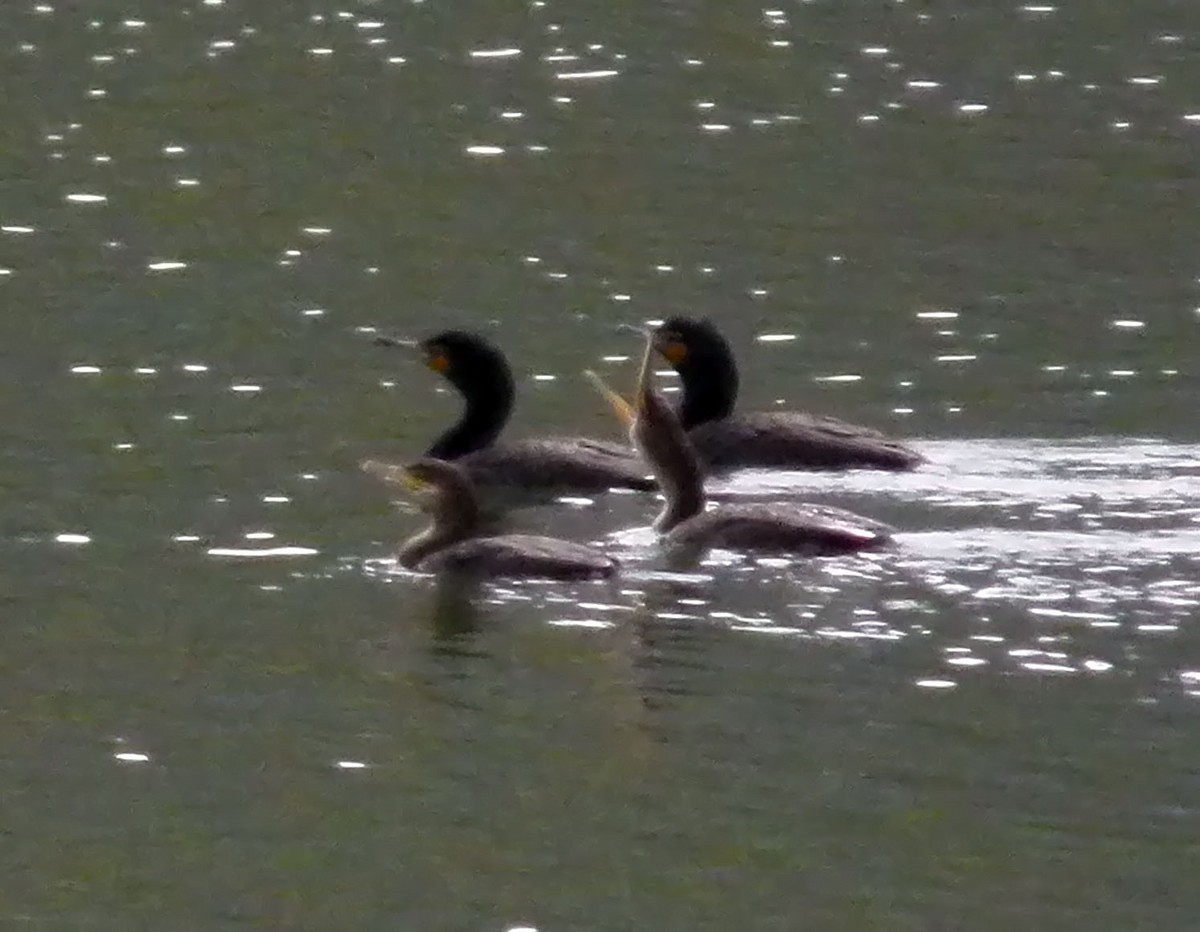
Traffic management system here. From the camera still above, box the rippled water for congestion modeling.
[5,1,1200,928]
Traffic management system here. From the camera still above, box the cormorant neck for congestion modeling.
[426,369,514,459]
[653,468,704,532]
[398,524,454,569]
[397,472,482,568]
[677,344,738,429]
[629,341,706,532]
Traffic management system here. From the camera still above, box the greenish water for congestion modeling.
[3,2,1199,929]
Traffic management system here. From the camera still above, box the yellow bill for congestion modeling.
[584,369,636,429]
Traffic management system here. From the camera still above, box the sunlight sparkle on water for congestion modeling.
[470,48,521,59]
[1022,661,1076,674]
[557,69,619,81]
[207,546,319,559]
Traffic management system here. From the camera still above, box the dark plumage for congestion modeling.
[651,317,924,473]
[375,331,653,496]
[586,333,892,560]
[384,458,617,580]
[660,501,890,556]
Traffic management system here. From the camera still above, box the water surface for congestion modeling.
[4,2,1200,928]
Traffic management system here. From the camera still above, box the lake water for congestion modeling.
[4,2,1199,928]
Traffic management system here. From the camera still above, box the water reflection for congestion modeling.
[427,573,489,642]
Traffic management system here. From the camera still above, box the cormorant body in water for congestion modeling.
[386,457,618,579]
[373,331,652,497]
[586,333,892,559]
[648,317,923,473]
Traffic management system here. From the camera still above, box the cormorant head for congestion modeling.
[401,457,478,521]
[371,329,514,458]
[652,317,732,374]
[418,330,512,397]
[402,454,464,490]
[650,317,738,427]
